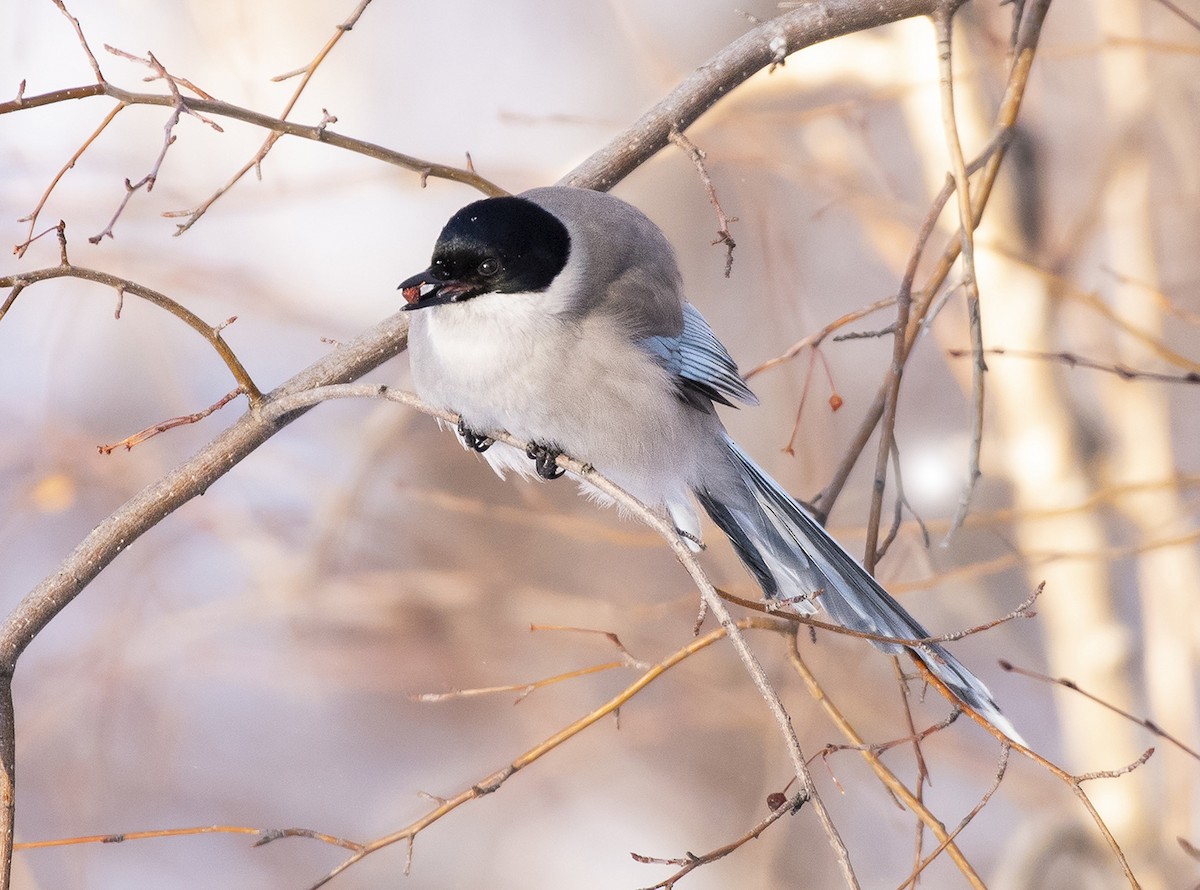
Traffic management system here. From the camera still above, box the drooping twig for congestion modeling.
[0,265,261,401]
[668,127,738,277]
[999,660,1200,761]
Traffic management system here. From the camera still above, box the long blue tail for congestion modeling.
[697,435,1022,744]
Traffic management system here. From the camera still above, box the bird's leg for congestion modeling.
[456,418,494,453]
[525,441,565,480]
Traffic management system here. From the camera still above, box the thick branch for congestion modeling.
[562,0,962,190]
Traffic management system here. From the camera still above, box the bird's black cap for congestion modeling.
[400,196,571,309]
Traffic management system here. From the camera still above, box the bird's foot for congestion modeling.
[457,418,494,453]
[525,441,565,480]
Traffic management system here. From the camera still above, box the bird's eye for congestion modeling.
[478,257,500,277]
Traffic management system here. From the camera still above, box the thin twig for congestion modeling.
[302,619,781,889]
[87,50,212,243]
[786,638,987,888]
[15,824,360,853]
[631,793,803,889]
[97,387,246,454]
[894,745,1009,890]
[0,265,261,400]
[0,83,506,209]
[14,103,126,257]
[167,0,376,233]
[50,0,105,84]
[934,4,986,547]
[816,0,1050,518]
[718,581,1043,648]
[947,346,1200,385]
[999,660,1200,761]
[667,127,738,277]
[909,656,1146,888]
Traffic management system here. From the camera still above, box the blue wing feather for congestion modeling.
[643,303,758,409]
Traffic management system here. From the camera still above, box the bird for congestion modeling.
[399,185,1021,744]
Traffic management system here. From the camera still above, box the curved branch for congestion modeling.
[562,0,962,190]
[0,264,262,401]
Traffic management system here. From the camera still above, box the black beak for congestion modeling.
[398,269,473,310]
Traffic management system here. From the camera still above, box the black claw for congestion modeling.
[526,442,565,480]
[457,418,494,453]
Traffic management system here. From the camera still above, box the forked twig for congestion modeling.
[166,0,376,233]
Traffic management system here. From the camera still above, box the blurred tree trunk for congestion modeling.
[1094,0,1199,853]
[892,9,1163,885]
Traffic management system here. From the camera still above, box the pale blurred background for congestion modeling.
[1,1,1198,888]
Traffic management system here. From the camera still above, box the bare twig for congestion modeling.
[14,103,125,257]
[999,660,1200,761]
[97,387,246,454]
[410,660,627,704]
[87,50,220,243]
[668,128,737,276]
[933,4,986,547]
[302,618,781,889]
[786,638,987,888]
[910,657,1147,888]
[0,84,506,220]
[0,265,261,401]
[15,824,360,852]
[631,793,803,889]
[166,0,375,233]
[50,0,105,84]
[745,295,896,380]
[718,581,1042,648]
[947,346,1200,386]
[816,0,1051,518]
[894,746,1010,890]
[561,0,967,191]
